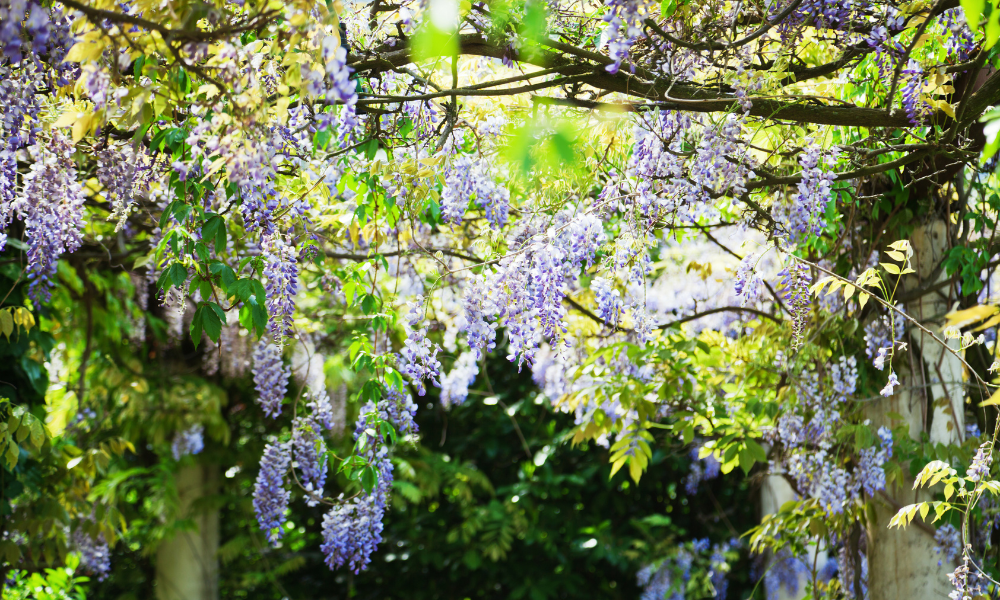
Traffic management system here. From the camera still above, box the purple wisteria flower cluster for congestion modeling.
[777,263,811,350]
[171,424,205,460]
[97,143,146,232]
[592,276,624,326]
[637,538,737,600]
[458,212,605,368]
[934,523,962,567]
[967,442,993,483]
[253,440,292,544]
[263,234,299,343]
[770,355,894,514]
[901,59,930,125]
[941,8,975,62]
[774,142,840,244]
[441,154,510,229]
[0,64,41,152]
[399,298,442,395]
[320,399,395,573]
[599,0,647,74]
[12,132,86,302]
[733,251,764,307]
[72,526,111,582]
[684,443,721,495]
[253,340,290,418]
[440,351,479,408]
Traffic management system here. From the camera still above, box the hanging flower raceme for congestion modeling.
[171,424,205,460]
[777,263,811,350]
[263,233,299,344]
[592,277,624,326]
[320,403,394,573]
[384,385,419,433]
[253,440,292,544]
[253,340,290,418]
[774,142,840,244]
[97,144,141,232]
[440,155,510,229]
[600,0,649,74]
[72,526,111,582]
[460,274,498,360]
[398,298,442,395]
[901,59,930,125]
[13,132,86,303]
[440,351,479,408]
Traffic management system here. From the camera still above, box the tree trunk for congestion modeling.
[866,220,963,600]
[155,465,219,600]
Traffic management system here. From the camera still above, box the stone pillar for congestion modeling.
[866,221,962,600]
[155,465,219,600]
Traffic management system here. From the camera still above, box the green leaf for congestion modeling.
[738,447,753,475]
[988,7,1000,49]
[201,302,224,342]
[745,438,768,462]
[190,304,205,346]
[961,0,986,30]
[361,465,378,494]
[4,439,18,469]
[229,278,253,302]
[202,214,227,254]
[168,263,188,289]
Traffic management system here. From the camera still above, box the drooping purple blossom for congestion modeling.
[71,527,111,582]
[171,424,205,460]
[263,234,299,344]
[766,549,806,600]
[98,144,141,231]
[554,213,606,270]
[531,244,569,341]
[398,298,442,396]
[593,277,623,326]
[320,464,390,573]
[81,63,110,109]
[14,132,86,303]
[307,389,337,431]
[777,263,810,350]
[901,59,929,125]
[384,385,419,434]
[460,275,498,359]
[600,0,645,74]
[935,524,962,566]
[0,0,28,63]
[439,351,479,408]
[880,371,899,397]
[321,405,394,573]
[253,440,292,544]
[709,541,733,599]
[775,143,839,244]
[253,340,290,418]
[734,252,763,307]
[967,442,993,483]
[942,8,975,62]
[684,444,721,495]
[0,64,41,151]
[856,427,892,497]
[440,155,510,229]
